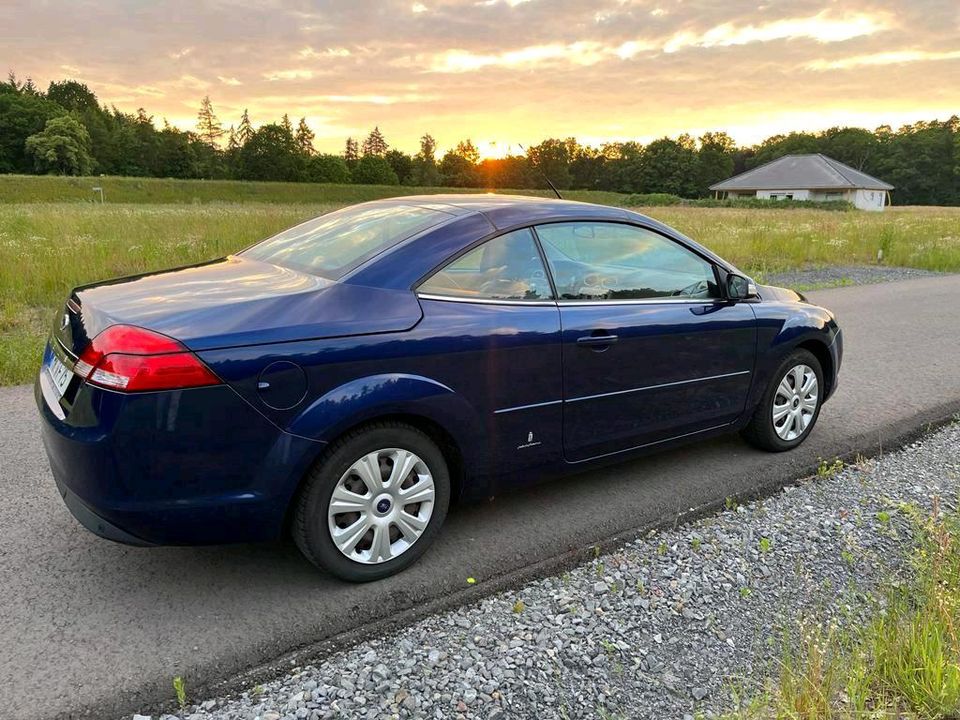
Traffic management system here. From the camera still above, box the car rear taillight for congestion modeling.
[74,325,221,392]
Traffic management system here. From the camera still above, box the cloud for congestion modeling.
[426,42,615,72]
[411,2,428,12]
[217,75,242,85]
[321,93,438,104]
[263,69,315,80]
[299,46,351,59]
[169,47,193,60]
[177,74,210,90]
[475,0,533,6]
[806,49,960,70]
[663,11,888,53]
[412,10,887,73]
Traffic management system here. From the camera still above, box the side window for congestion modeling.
[419,228,553,302]
[536,222,719,301]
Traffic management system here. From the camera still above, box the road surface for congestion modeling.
[1,275,957,719]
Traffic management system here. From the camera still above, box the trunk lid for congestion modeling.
[56,256,423,355]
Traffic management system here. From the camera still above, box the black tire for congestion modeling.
[293,422,450,582]
[741,349,824,452]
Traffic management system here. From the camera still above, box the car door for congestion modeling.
[534,221,757,462]
[415,227,563,479]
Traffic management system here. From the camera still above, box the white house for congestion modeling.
[710,154,893,211]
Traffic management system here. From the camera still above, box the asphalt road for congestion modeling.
[2,276,959,720]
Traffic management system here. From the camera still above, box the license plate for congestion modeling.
[46,354,73,399]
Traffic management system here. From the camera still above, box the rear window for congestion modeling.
[241,203,453,278]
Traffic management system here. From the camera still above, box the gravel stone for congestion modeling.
[765,264,943,290]
[137,423,960,720]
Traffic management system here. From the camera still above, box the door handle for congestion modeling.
[576,334,619,347]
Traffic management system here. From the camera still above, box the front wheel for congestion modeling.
[741,349,823,452]
[293,422,450,581]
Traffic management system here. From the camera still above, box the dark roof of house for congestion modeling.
[710,153,893,191]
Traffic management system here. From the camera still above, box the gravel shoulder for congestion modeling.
[764,264,944,290]
[142,422,960,720]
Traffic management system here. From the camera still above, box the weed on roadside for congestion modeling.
[722,498,960,719]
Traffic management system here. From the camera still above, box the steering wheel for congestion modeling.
[672,279,710,297]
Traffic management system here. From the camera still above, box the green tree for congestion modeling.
[410,133,441,186]
[819,127,879,171]
[526,138,575,189]
[638,135,700,197]
[155,126,200,178]
[361,126,388,157]
[237,123,299,181]
[196,95,224,145]
[0,82,66,173]
[307,154,351,183]
[46,80,99,114]
[236,108,254,146]
[598,141,644,192]
[351,154,398,184]
[478,155,536,188]
[344,137,359,165]
[294,117,315,155]
[384,149,414,184]
[439,151,478,187]
[748,132,819,168]
[569,144,606,189]
[696,131,736,196]
[452,139,480,165]
[24,115,94,175]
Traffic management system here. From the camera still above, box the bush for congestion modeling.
[351,155,399,185]
[624,193,854,211]
[307,154,351,184]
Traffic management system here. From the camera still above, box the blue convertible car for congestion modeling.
[37,195,841,580]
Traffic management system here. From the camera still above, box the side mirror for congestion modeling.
[726,273,758,300]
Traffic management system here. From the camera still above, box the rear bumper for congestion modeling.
[54,474,154,546]
[36,374,324,546]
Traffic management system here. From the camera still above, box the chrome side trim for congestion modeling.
[557,297,726,307]
[493,370,750,414]
[493,399,563,415]
[567,422,733,464]
[565,370,751,404]
[417,292,557,307]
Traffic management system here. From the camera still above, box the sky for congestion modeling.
[3,0,958,157]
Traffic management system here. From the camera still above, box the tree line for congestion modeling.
[2,73,958,205]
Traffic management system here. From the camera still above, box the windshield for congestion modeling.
[242,203,454,278]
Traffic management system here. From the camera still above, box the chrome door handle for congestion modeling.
[576,334,619,346]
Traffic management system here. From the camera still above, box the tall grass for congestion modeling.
[728,499,960,719]
[650,206,960,276]
[2,199,958,385]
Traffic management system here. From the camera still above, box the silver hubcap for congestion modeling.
[773,364,819,441]
[327,448,435,564]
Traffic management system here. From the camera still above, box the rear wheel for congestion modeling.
[741,349,823,452]
[293,423,450,581]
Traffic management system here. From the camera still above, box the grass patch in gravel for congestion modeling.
[730,499,960,720]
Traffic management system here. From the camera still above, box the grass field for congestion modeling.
[2,176,958,386]
[0,174,631,206]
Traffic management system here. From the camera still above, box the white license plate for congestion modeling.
[46,354,73,399]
